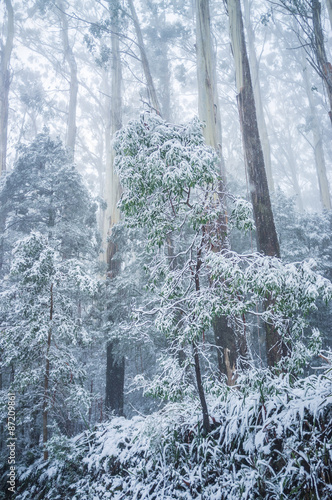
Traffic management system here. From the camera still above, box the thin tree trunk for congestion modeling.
[58,0,78,158]
[159,38,172,121]
[192,341,210,433]
[43,283,53,461]
[193,247,210,434]
[0,0,14,175]
[302,57,331,210]
[127,0,161,115]
[227,0,285,367]
[104,16,125,417]
[105,341,125,416]
[243,0,274,193]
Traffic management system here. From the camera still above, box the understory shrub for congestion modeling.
[16,367,332,500]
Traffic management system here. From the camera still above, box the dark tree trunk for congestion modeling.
[192,342,210,434]
[105,340,125,416]
[213,316,237,385]
[312,0,332,126]
[228,0,284,367]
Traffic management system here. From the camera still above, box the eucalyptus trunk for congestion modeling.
[302,57,331,210]
[196,0,242,384]
[312,0,332,126]
[104,18,125,417]
[243,0,274,193]
[58,1,78,158]
[227,0,284,367]
[0,0,14,175]
[128,0,161,115]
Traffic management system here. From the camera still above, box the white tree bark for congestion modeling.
[0,0,14,175]
[195,0,222,156]
[58,1,78,158]
[101,28,122,264]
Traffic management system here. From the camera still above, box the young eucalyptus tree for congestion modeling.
[113,114,331,433]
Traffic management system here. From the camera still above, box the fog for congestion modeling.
[0,1,331,498]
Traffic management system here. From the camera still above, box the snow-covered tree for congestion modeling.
[0,132,101,459]
[0,130,100,272]
[0,232,98,460]
[113,113,332,432]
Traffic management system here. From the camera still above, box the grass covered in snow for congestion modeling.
[17,369,332,499]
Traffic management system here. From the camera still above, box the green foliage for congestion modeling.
[0,132,102,460]
[16,367,332,499]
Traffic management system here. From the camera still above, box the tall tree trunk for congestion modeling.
[312,0,332,126]
[196,0,242,384]
[196,0,236,382]
[195,0,222,155]
[227,0,284,367]
[43,284,53,461]
[104,17,125,417]
[127,0,161,115]
[243,0,274,193]
[302,57,331,210]
[0,0,14,175]
[58,0,78,158]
